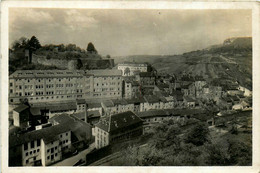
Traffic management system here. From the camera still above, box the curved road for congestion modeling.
[53,143,95,166]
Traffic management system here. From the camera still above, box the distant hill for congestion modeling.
[114,37,252,89]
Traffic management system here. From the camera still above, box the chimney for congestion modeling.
[85,103,89,123]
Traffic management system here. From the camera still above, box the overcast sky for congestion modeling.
[9,8,251,56]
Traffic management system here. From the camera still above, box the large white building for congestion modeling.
[117,62,148,76]
[9,69,123,104]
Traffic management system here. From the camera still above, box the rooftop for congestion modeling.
[139,72,155,77]
[95,111,143,132]
[13,104,29,113]
[9,70,86,79]
[76,99,86,104]
[33,102,77,112]
[49,114,92,142]
[9,121,71,148]
[184,96,196,102]
[118,62,148,67]
[144,95,161,103]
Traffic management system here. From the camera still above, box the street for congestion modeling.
[53,143,95,166]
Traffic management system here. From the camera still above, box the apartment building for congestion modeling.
[9,70,92,104]
[87,70,123,99]
[9,69,123,104]
[9,123,71,166]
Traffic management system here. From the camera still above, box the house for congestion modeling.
[183,96,196,107]
[87,102,103,116]
[49,114,93,150]
[136,72,156,86]
[141,95,161,112]
[93,111,143,149]
[12,104,48,129]
[101,100,117,116]
[76,99,86,113]
[13,104,30,128]
[123,79,141,99]
[9,122,72,166]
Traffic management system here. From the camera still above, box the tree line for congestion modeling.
[11,36,98,54]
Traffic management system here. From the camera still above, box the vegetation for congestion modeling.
[87,42,97,54]
[110,120,252,166]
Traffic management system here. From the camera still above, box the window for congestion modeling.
[51,155,54,160]
[26,152,28,156]
[10,83,13,87]
[66,140,68,143]
[66,133,68,136]
[24,143,28,150]
[55,153,58,157]
[34,157,36,161]
[51,148,54,153]
[37,139,40,147]
[37,149,40,152]
[47,156,50,160]
[30,151,32,155]
[34,150,36,153]
[31,141,35,148]
[47,149,50,153]
[55,146,57,150]
[60,134,62,138]
[26,160,29,164]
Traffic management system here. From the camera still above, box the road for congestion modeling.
[53,143,95,166]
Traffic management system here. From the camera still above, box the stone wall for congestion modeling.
[32,54,68,68]
[32,54,114,70]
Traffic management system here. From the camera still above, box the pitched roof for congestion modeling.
[13,104,29,113]
[95,111,143,132]
[76,99,86,104]
[102,100,114,107]
[9,122,71,148]
[139,72,155,77]
[88,110,101,118]
[144,95,160,103]
[137,110,168,118]
[49,114,92,141]
[36,102,77,112]
[30,107,41,116]
[87,102,102,108]
[184,96,196,102]
[112,99,128,106]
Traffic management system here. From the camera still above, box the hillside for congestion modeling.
[115,37,252,89]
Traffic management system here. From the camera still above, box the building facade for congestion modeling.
[94,111,143,149]
[9,123,72,166]
[87,70,123,99]
[117,62,148,76]
[9,70,123,104]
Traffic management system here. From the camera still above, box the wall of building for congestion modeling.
[41,139,61,166]
[22,139,41,166]
[94,127,109,149]
[118,64,147,76]
[92,76,122,99]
